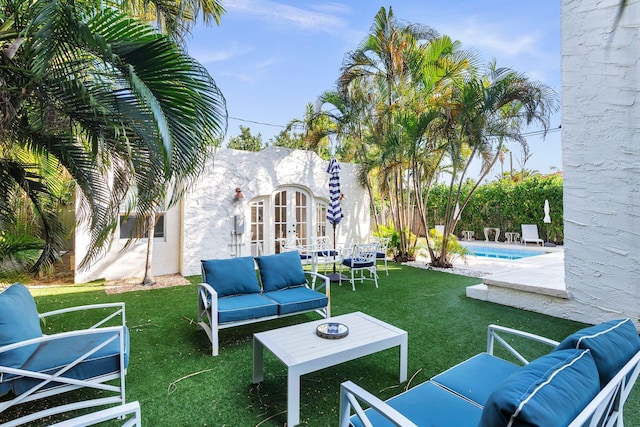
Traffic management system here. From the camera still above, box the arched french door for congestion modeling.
[274,188,310,253]
[249,187,328,255]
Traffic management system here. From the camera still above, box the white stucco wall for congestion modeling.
[180,147,371,277]
[74,147,370,283]
[561,0,640,324]
[74,203,181,284]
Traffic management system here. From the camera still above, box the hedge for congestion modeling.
[427,174,563,244]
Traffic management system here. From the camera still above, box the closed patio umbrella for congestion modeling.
[327,157,345,281]
[543,199,555,246]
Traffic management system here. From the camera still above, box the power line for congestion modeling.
[522,125,561,137]
[228,116,286,128]
[228,114,561,137]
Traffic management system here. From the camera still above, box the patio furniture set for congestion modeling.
[341,318,640,427]
[459,223,545,245]
[2,250,639,426]
[280,235,391,287]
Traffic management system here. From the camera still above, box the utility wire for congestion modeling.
[229,114,561,136]
[228,116,286,128]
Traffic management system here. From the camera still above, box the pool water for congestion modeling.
[465,245,543,260]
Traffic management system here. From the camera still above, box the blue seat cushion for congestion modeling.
[255,251,308,292]
[263,286,328,316]
[10,327,130,395]
[479,349,600,427]
[341,259,374,268]
[555,318,640,386]
[431,353,520,406]
[317,250,337,257]
[201,257,260,297]
[217,293,278,324]
[351,381,482,427]
[0,284,42,372]
[376,252,386,259]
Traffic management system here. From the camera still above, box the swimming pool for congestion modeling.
[465,245,543,260]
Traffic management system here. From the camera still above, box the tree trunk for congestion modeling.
[142,213,156,286]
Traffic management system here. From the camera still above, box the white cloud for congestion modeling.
[225,0,348,33]
[440,17,541,58]
[189,42,254,64]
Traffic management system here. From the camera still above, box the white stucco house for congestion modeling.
[74,0,638,328]
[74,147,371,283]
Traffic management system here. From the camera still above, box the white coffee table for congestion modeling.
[253,311,408,426]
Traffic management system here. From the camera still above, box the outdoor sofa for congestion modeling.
[0,283,129,427]
[197,251,330,356]
[340,318,640,427]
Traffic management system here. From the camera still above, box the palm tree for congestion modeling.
[118,0,225,43]
[337,6,438,259]
[0,0,227,274]
[118,0,226,285]
[431,63,558,267]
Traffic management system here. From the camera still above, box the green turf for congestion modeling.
[3,263,639,426]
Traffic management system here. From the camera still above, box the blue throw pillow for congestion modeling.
[555,318,640,385]
[0,284,43,369]
[201,257,260,297]
[479,349,600,427]
[256,251,308,292]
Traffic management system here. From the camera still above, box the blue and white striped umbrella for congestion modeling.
[327,157,344,226]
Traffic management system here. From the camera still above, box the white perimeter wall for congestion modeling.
[75,147,370,283]
[561,0,640,324]
[180,147,370,277]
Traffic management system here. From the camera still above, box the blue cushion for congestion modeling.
[255,251,307,292]
[0,284,42,371]
[431,353,520,406]
[263,286,328,315]
[375,252,386,259]
[317,250,337,257]
[351,381,482,427]
[555,318,640,386]
[11,327,130,395]
[201,257,260,297]
[217,294,278,323]
[341,258,375,268]
[479,349,600,427]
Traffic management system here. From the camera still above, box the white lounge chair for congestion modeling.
[521,224,544,246]
[0,284,129,427]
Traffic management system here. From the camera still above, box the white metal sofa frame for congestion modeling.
[340,323,640,427]
[197,266,330,356]
[48,401,141,427]
[0,287,128,427]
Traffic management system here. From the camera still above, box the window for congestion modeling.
[119,213,165,239]
[119,194,166,240]
[315,202,327,237]
[250,200,265,256]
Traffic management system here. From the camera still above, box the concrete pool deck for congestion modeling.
[410,240,568,304]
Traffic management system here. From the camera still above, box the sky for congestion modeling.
[187,0,563,178]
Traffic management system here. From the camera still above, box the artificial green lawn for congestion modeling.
[4,263,640,426]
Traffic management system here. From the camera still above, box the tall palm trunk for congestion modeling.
[142,213,156,285]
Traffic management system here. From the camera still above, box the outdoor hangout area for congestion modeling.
[1,260,639,426]
[2,0,639,425]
